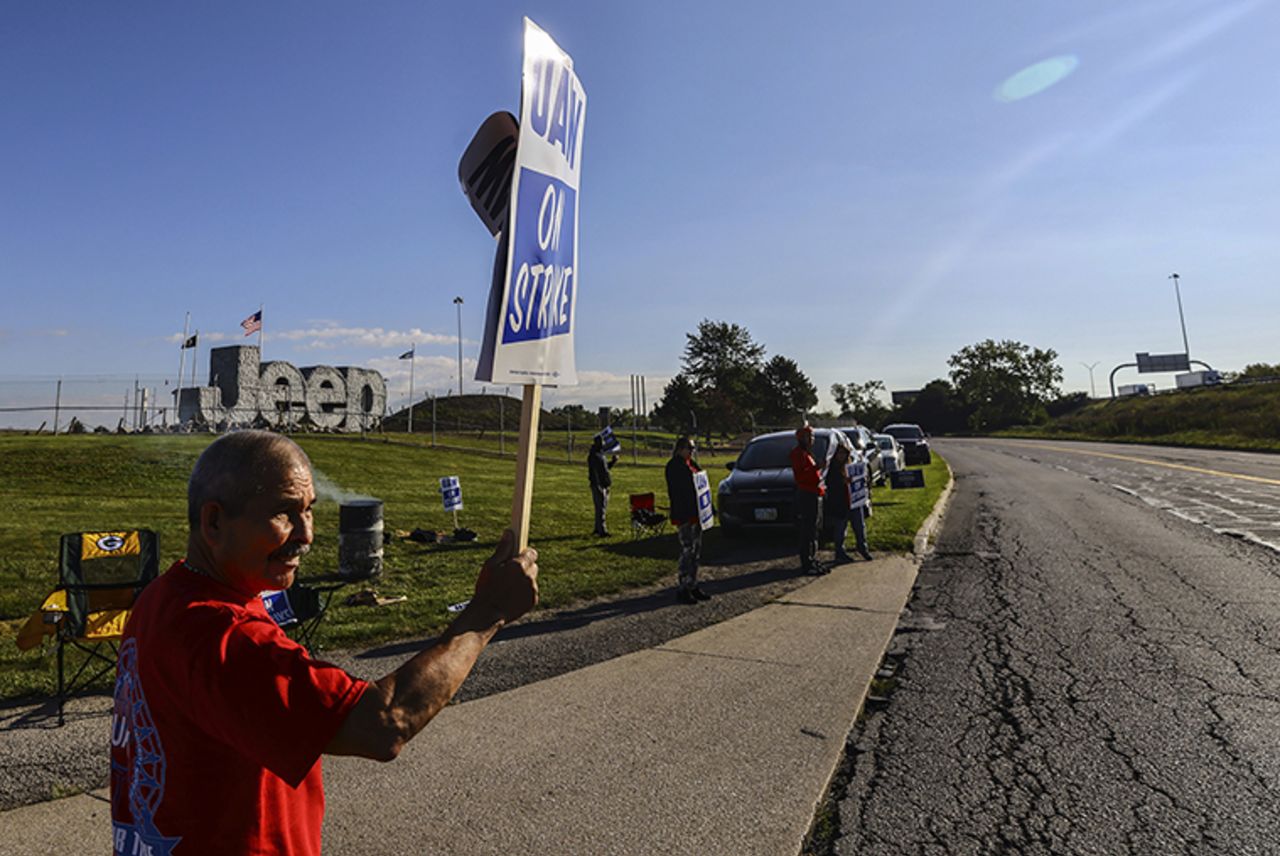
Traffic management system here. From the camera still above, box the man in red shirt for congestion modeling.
[790,424,830,576]
[110,431,538,855]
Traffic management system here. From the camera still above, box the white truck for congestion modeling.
[1176,371,1222,389]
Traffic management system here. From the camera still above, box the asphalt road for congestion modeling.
[831,438,1280,855]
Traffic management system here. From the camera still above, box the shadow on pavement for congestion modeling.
[355,559,805,661]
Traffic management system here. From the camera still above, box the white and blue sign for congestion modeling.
[848,460,870,510]
[694,471,714,530]
[440,475,464,512]
[260,590,298,627]
[476,18,586,386]
[504,172,576,343]
[598,425,621,453]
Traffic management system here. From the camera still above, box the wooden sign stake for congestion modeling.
[510,383,542,551]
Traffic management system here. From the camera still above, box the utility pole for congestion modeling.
[1081,362,1100,399]
[1169,273,1190,359]
[631,374,639,464]
[176,311,190,411]
[453,296,464,396]
[53,378,62,434]
[407,343,415,435]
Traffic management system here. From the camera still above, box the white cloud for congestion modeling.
[270,326,471,351]
[164,331,231,345]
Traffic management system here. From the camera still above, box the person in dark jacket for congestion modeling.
[665,436,708,604]
[824,443,855,563]
[587,435,618,536]
[824,442,872,563]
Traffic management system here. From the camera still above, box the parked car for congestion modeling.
[718,428,833,535]
[838,425,885,486]
[872,434,905,474]
[881,423,932,465]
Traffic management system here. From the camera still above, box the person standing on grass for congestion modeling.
[110,431,538,856]
[665,435,709,604]
[587,434,618,537]
[790,423,829,575]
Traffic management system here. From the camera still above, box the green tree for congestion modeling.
[831,380,891,428]
[651,373,702,434]
[947,339,1063,431]
[756,355,818,426]
[1237,362,1280,381]
[546,403,590,430]
[679,320,766,437]
[890,378,969,434]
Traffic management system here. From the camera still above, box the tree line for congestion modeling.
[651,320,1067,438]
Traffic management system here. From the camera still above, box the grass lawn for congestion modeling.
[0,433,948,701]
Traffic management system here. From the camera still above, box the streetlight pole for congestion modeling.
[453,296,464,396]
[407,343,415,435]
[1169,273,1190,359]
[1080,361,1100,399]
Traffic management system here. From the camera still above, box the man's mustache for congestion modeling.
[270,542,312,561]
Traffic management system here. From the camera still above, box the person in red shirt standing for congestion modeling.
[110,431,538,856]
[790,424,830,575]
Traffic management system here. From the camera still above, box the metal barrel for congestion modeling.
[338,499,383,580]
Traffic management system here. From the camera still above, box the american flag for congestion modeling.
[241,310,262,336]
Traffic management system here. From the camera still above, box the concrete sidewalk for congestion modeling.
[0,555,919,855]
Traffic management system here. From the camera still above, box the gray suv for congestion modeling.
[881,423,932,465]
[718,429,832,535]
[839,426,885,486]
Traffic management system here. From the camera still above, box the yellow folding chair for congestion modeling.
[16,530,160,724]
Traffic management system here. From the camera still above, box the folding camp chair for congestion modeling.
[261,581,328,650]
[42,530,159,724]
[629,493,667,539]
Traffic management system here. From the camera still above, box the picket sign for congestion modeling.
[848,459,870,510]
[694,471,714,531]
[598,424,621,453]
[440,476,464,530]
[460,18,586,552]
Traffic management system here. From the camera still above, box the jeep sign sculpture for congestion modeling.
[177,345,386,431]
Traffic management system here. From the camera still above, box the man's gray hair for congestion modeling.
[187,431,310,529]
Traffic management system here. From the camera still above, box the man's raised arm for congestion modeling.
[325,528,538,760]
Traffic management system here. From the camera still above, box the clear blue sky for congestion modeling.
[3,0,1278,423]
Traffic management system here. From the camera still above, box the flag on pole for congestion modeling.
[181,334,198,349]
[241,310,262,336]
[399,347,415,360]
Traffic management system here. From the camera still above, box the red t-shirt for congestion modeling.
[110,562,367,856]
[790,445,826,496]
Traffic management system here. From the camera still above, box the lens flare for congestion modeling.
[994,55,1079,103]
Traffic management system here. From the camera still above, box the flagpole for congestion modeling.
[257,303,264,352]
[408,344,416,434]
[190,331,199,390]
[176,311,190,408]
